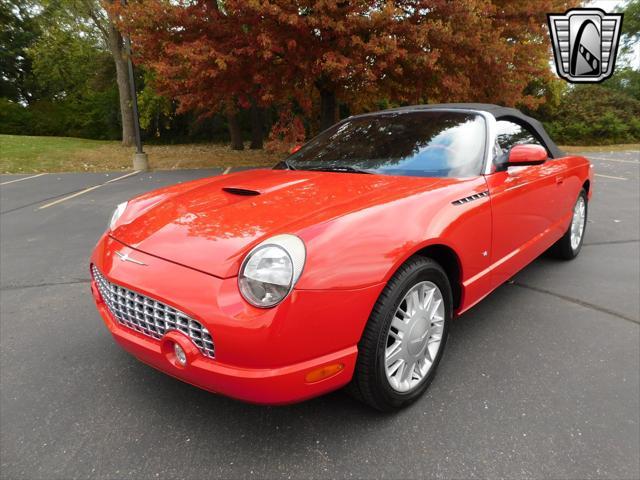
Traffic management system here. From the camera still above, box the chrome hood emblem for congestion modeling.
[115,250,147,266]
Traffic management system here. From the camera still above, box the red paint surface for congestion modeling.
[91,153,592,404]
[508,144,548,164]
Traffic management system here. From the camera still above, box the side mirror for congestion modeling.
[507,144,547,167]
[289,145,302,154]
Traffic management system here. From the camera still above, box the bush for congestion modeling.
[0,99,33,135]
[29,100,75,136]
[542,85,640,145]
[0,91,121,140]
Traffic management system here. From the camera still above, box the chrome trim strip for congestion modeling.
[482,111,498,175]
[115,250,147,266]
[452,190,490,205]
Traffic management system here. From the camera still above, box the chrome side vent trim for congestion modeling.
[452,190,489,205]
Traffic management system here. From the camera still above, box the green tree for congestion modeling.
[28,15,106,100]
[544,85,640,144]
[619,0,640,47]
[137,71,172,137]
[0,0,41,103]
[29,22,122,139]
[45,0,137,145]
[603,67,640,100]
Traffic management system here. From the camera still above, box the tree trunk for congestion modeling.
[319,87,338,132]
[107,25,135,147]
[249,103,264,149]
[227,112,244,150]
[83,2,135,147]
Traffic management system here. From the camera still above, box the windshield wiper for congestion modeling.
[305,166,374,174]
[274,159,296,170]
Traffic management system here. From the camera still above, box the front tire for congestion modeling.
[551,189,588,260]
[348,257,452,411]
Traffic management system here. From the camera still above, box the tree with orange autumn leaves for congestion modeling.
[117,0,579,150]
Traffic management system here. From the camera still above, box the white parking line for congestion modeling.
[0,173,47,186]
[222,166,232,175]
[589,156,639,164]
[102,170,140,184]
[595,173,628,180]
[37,171,140,210]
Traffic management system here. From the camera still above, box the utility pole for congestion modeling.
[121,0,148,171]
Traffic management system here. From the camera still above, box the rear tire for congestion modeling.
[551,189,588,260]
[347,256,452,411]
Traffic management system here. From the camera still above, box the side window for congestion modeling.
[494,120,546,164]
[495,120,542,151]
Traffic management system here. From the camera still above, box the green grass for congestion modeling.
[0,134,283,173]
[560,144,640,153]
[1,134,637,174]
[0,135,123,173]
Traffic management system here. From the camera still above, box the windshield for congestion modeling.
[286,111,486,178]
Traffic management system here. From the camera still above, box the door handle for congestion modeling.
[556,176,564,185]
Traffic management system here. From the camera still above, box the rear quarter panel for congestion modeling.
[558,154,594,220]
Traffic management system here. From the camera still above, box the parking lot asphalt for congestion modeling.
[1,153,639,479]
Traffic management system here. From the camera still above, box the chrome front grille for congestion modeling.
[92,265,215,358]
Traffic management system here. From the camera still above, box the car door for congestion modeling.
[485,120,567,287]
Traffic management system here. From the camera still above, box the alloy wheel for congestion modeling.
[384,281,445,393]
[570,196,586,250]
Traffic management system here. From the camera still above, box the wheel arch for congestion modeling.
[385,242,463,312]
[414,244,462,311]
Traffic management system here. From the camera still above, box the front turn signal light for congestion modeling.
[305,363,344,383]
[173,343,187,367]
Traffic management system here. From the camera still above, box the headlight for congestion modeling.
[109,201,128,230]
[238,234,306,308]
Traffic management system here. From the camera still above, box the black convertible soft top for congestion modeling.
[382,103,564,159]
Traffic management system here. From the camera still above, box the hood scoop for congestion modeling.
[222,187,261,196]
[111,168,443,279]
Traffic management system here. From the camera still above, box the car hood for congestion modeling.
[111,169,444,278]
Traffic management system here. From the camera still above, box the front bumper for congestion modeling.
[91,235,383,404]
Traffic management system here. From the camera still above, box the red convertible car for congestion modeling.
[90,104,593,410]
